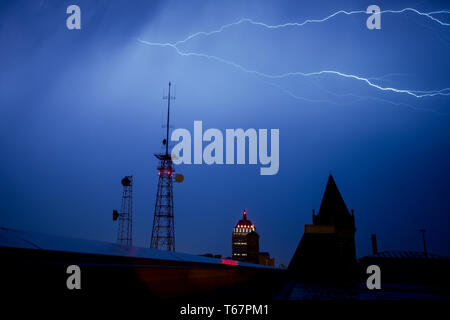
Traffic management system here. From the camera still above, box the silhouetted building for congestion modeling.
[232,209,259,263]
[259,252,275,267]
[360,234,450,286]
[289,174,356,280]
[359,250,450,286]
[246,230,260,263]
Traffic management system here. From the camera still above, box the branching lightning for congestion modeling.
[138,7,450,107]
[174,8,450,46]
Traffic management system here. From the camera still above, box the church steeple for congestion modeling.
[315,174,355,230]
[289,173,357,278]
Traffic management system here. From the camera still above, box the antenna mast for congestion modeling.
[150,82,176,251]
[165,82,171,155]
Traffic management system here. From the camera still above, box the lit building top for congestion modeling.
[233,209,255,234]
[232,209,259,263]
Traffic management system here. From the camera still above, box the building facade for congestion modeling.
[232,209,260,263]
[258,252,275,267]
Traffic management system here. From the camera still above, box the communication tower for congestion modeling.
[113,176,133,246]
[150,82,183,251]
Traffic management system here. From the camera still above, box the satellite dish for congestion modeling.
[121,176,132,186]
[113,210,119,221]
[175,174,184,183]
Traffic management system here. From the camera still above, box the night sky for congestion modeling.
[1,0,449,266]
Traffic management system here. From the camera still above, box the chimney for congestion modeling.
[371,234,378,255]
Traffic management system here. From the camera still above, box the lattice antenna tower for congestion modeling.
[113,176,133,246]
[150,82,177,251]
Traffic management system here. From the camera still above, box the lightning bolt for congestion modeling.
[138,7,450,108]
[174,8,450,46]
[138,39,450,99]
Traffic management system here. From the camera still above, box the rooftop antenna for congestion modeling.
[162,82,175,155]
[113,176,133,246]
[150,82,183,251]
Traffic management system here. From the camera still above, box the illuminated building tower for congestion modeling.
[232,209,259,263]
[112,176,133,246]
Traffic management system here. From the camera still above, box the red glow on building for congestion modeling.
[221,259,238,266]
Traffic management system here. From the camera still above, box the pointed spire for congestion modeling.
[243,209,247,220]
[316,174,354,228]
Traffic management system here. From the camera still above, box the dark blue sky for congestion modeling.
[1,0,449,265]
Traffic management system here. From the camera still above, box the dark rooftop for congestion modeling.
[362,250,450,260]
